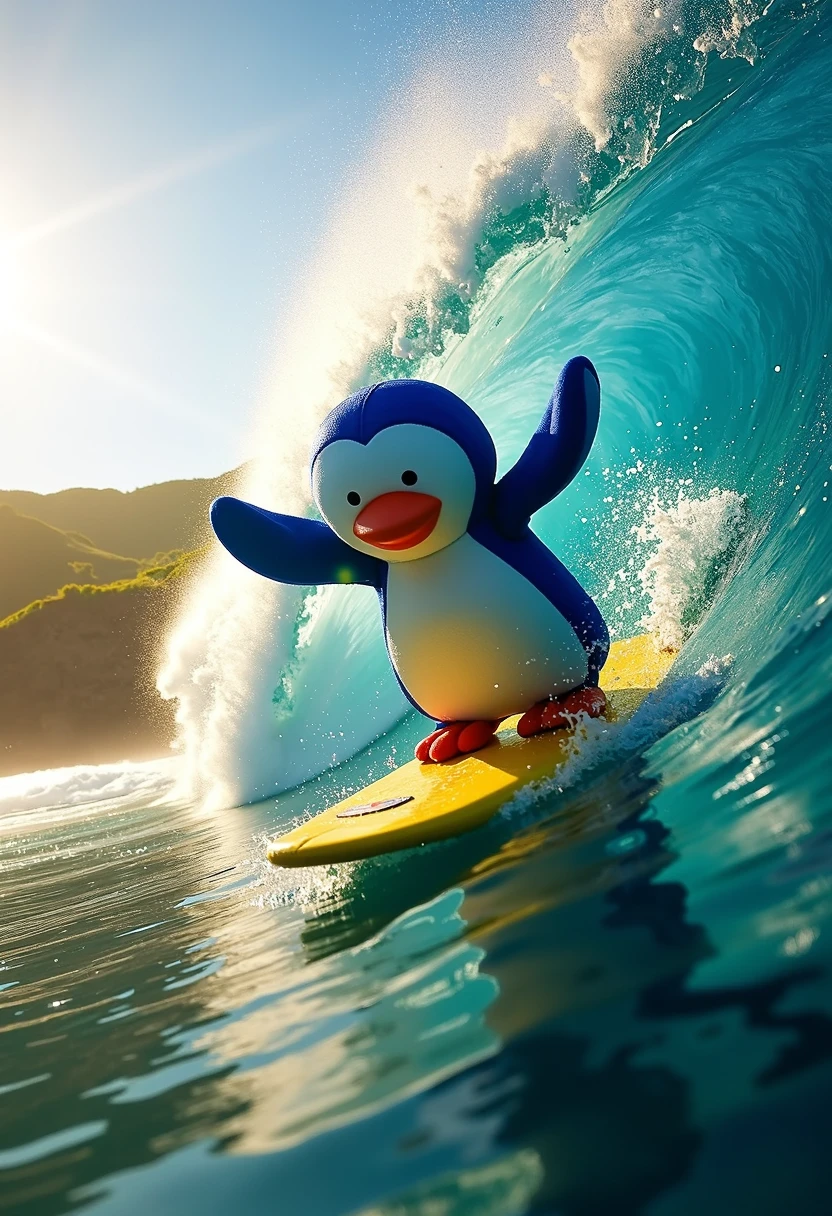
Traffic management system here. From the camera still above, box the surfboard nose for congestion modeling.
[353,490,441,550]
[266,838,303,866]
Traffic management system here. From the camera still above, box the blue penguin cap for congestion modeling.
[312,379,498,518]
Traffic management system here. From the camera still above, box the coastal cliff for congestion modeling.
[0,568,187,778]
[0,472,231,778]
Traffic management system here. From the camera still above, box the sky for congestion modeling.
[0,0,507,493]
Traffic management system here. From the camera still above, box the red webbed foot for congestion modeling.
[516,686,607,738]
[415,719,500,763]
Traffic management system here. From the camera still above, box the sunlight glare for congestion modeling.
[0,243,18,334]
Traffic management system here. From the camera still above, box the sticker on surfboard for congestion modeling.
[337,796,414,819]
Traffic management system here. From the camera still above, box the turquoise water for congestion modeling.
[3,2,832,1212]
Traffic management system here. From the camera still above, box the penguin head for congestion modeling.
[311,380,497,563]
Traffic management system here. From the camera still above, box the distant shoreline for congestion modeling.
[0,472,235,779]
[0,573,181,780]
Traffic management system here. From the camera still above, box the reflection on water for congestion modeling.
[3,659,832,1216]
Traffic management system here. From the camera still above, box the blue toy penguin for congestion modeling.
[211,356,609,763]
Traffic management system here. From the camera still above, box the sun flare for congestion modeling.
[0,243,18,333]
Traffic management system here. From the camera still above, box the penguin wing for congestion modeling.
[210,496,384,587]
[490,356,600,537]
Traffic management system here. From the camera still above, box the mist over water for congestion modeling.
[4,2,832,1213]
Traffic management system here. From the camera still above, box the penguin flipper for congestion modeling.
[490,356,601,537]
[210,496,384,587]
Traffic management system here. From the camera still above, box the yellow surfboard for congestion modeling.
[267,635,676,868]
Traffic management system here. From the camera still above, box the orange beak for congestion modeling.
[353,490,442,550]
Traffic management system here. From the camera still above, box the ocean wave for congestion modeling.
[158,0,825,808]
[0,759,178,833]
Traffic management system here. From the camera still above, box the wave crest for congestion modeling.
[159,0,784,808]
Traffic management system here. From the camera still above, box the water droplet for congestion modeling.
[606,830,647,855]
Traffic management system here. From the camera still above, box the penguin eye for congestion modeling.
[347,491,361,506]
[401,470,418,486]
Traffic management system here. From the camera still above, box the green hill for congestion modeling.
[0,467,240,775]
[0,555,196,777]
[0,467,241,560]
[0,504,146,620]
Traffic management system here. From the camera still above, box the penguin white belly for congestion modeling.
[384,533,588,722]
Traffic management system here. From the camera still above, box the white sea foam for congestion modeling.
[0,759,178,831]
[635,488,747,649]
[563,0,677,151]
[158,0,766,809]
[504,651,733,817]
